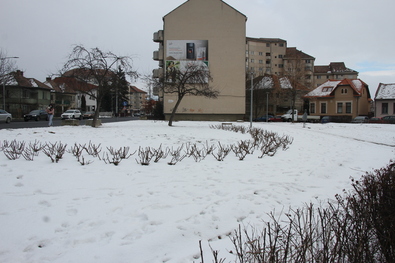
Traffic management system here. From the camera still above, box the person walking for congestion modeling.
[46,104,54,126]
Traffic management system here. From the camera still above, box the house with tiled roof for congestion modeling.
[45,76,98,115]
[303,78,371,121]
[4,70,52,118]
[314,62,358,88]
[374,83,395,118]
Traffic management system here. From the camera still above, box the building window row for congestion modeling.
[337,102,352,114]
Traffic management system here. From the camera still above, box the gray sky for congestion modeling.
[1,0,394,96]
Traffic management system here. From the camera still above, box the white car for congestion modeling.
[61,109,82,120]
[0,109,12,123]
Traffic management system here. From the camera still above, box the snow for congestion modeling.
[255,76,273,89]
[305,80,341,97]
[376,83,395,99]
[29,79,38,88]
[0,120,394,262]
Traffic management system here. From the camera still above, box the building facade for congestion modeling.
[153,0,247,121]
[374,83,395,118]
[4,70,52,118]
[314,62,358,88]
[128,85,147,115]
[246,38,315,90]
[304,79,371,121]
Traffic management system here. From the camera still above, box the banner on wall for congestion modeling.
[166,40,208,61]
[166,40,209,83]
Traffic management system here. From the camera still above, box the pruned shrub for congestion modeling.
[201,162,395,263]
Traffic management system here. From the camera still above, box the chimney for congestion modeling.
[46,77,51,82]
[15,70,23,77]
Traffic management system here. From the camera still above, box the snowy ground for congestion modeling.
[0,120,394,262]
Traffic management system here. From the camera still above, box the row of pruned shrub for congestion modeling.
[0,125,293,166]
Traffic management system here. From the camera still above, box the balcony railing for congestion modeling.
[153,30,164,42]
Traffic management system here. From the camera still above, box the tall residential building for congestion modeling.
[153,0,247,121]
[128,85,147,114]
[314,62,358,87]
[246,38,315,90]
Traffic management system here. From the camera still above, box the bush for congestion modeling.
[202,162,395,263]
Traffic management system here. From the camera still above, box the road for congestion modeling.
[0,116,139,130]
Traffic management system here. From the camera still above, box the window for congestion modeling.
[266,60,271,64]
[337,102,343,113]
[321,103,327,114]
[259,60,263,64]
[251,59,254,63]
[266,43,270,47]
[322,87,333,92]
[250,51,254,55]
[258,52,263,56]
[279,43,284,47]
[22,89,29,98]
[317,76,321,79]
[305,60,311,63]
[393,103,395,114]
[279,54,283,58]
[266,52,271,56]
[278,64,284,68]
[310,103,316,114]
[382,103,388,114]
[341,88,348,94]
[346,102,352,113]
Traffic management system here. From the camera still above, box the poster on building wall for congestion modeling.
[166,40,208,61]
[166,40,209,83]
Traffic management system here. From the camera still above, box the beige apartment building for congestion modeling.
[128,86,147,115]
[246,37,315,90]
[153,0,247,121]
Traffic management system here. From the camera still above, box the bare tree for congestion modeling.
[158,61,219,126]
[282,48,312,121]
[0,49,19,109]
[59,45,138,127]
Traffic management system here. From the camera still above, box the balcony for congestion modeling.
[153,50,164,61]
[152,68,164,78]
[153,30,164,42]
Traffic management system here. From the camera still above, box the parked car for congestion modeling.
[351,116,369,123]
[24,109,49,121]
[321,116,331,124]
[253,115,274,122]
[369,117,383,124]
[61,109,82,120]
[268,115,283,122]
[83,111,95,119]
[0,109,12,123]
[382,115,395,124]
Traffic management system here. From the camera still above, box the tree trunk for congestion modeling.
[168,95,184,126]
[92,98,102,127]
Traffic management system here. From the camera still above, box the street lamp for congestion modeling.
[1,56,19,109]
[249,71,254,129]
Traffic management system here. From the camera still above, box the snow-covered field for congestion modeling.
[0,120,394,262]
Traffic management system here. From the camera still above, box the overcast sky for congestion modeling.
[1,0,394,96]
